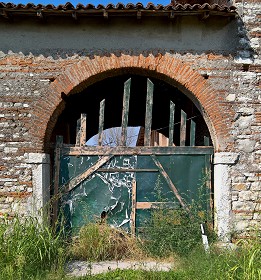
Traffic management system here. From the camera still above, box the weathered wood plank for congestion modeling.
[79,113,87,146]
[136,201,179,209]
[136,202,152,209]
[151,154,189,211]
[169,101,175,146]
[204,136,210,146]
[190,119,196,147]
[52,135,63,226]
[62,146,214,156]
[65,154,113,192]
[180,109,187,146]
[121,78,131,146]
[97,168,158,172]
[144,79,154,146]
[98,99,105,146]
[131,179,136,235]
[75,118,81,146]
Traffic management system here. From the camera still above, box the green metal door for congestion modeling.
[56,147,212,234]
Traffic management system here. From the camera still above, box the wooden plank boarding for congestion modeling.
[190,119,196,146]
[97,168,158,172]
[75,118,81,146]
[131,179,136,235]
[98,99,105,146]
[52,135,63,226]
[136,201,179,209]
[121,78,131,146]
[79,113,87,146]
[62,146,214,156]
[204,136,210,146]
[169,101,175,146]
[180,109,187,146]
[65,154,113,192]
[150,154,189,211]
[144,79,154,146]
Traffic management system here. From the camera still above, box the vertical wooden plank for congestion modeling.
[121,78,131,146]
[204,136,210,146]
[190,119,196,146]
[144,79,154,146]
[169,101,175,146]
[131,179,137,235]
[180,109,187,146]
[52,135,63,227]
[98,99,105,146]
[80,113,87,146]
[75,118,81,146]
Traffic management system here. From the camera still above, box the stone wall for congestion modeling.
[230,0,261,237]
[0,0,260,240]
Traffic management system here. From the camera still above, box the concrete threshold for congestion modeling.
[67,260,174,277]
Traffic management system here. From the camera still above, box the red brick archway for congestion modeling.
[31,53,232,152]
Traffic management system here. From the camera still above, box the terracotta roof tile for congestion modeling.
[0,1,237,17]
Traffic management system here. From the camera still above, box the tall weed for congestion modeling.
[0,216,66,280]
[142,181,215,257]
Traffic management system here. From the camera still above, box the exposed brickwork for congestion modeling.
[31,54,233,153]
[0,2,260,238]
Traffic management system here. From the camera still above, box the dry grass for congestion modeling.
[70,223,143,261]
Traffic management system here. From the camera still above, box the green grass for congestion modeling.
[0,216,66,280]
[0,215,260,280]
[69,269,187,280]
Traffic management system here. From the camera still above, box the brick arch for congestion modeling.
[31,53,232,152]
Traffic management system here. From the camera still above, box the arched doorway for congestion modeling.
[51,75,213,233]
[51,75,212,146]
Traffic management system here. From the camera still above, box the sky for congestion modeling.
[8,0,171,6]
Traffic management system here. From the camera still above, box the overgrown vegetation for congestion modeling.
[141,177,215,257]
[0,198,260,280]
[0,216,66,280]
[70,223,142,261]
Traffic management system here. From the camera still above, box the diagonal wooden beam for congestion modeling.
[65,154,113,192]
[150,154,188,211]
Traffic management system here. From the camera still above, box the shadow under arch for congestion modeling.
[30,54,231,153]
[51,73,212,148]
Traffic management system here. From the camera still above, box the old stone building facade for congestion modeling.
[0,0,260,242]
